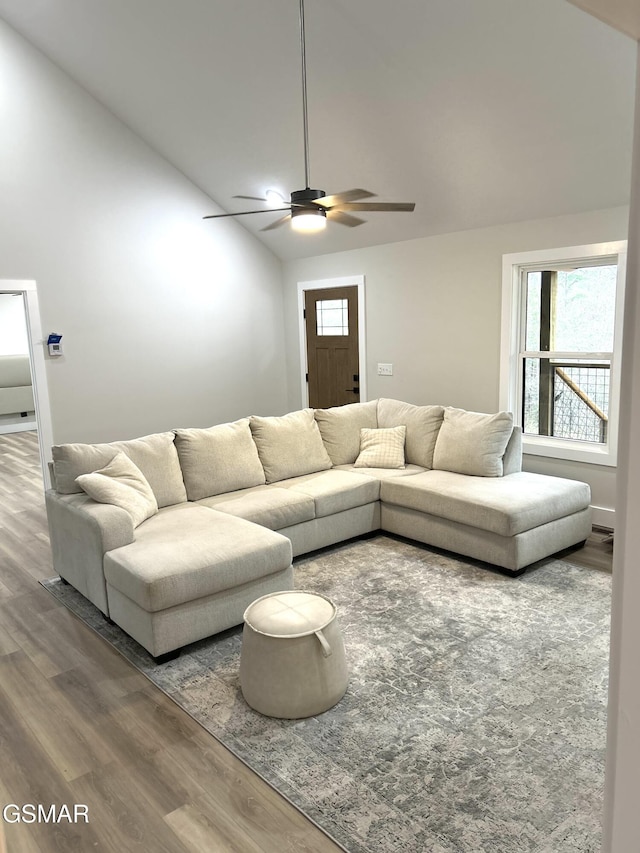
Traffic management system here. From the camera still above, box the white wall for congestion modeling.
[0,293,29,355]
[0,18,288,447]
[283,206,629,517]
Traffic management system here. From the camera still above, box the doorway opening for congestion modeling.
[298,276,366,408]
[0,293,36,434]
[0,280,54,489]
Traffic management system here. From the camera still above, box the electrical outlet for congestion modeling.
[377,363,393,376]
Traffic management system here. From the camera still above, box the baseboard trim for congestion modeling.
[591,504,614,531]
[0,420,37,435]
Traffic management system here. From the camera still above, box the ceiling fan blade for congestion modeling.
[260,214,292,231]
[203,208,291,220]
[233,194,269,202]
[327,210,366,227]
[337,202,416,212]
[314,189,376,208]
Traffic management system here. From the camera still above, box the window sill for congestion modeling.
[522,435,616,467]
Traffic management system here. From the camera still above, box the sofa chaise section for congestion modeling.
[45,490,135,615]
[381,470,592,572]
[103,505,293,659]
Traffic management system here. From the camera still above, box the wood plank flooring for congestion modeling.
[0,432,344,853]
[0,431,613,852]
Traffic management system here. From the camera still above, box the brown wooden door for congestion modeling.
[304,286,360,408]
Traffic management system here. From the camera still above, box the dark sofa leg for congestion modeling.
[153,649,180,665]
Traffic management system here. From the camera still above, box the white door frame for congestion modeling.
[0,280,54,489]
[297,275,367,407]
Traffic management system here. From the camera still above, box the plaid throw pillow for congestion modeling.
[354,426,406,469]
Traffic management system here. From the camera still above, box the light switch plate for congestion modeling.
[377,363,393,376]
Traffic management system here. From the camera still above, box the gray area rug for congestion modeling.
[41,535,611,853]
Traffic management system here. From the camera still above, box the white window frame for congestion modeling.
[500,241,627,467]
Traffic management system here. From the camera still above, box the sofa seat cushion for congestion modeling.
[197,487,315,530]
[103,504,292,612]
[381,471,591,537]
[277,470,380,518]
[334,463,427,480]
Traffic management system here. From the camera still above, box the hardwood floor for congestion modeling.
[0,432,344,853]
[0,431,613,852]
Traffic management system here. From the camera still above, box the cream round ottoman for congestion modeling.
[240,590,348,719]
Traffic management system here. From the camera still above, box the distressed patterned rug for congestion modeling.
[42,535,611,853]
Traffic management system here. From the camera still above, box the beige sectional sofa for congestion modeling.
[45,400,592,660]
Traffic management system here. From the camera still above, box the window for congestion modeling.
[316,298,349,336]
[500,242,626,466]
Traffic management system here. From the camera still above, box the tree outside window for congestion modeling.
[523,264,616,443]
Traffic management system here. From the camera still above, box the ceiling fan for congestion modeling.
[203,0,415,234]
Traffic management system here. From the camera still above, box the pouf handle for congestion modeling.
[314,629,332,657]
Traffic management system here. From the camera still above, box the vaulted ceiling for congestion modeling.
[0,0,636,260]
[567,0,640,38]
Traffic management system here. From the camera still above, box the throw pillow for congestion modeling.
[250,409,333,484]
[314,400,379,465]
[432,408,514,477]
[75,452,158,527]
[354,425,406,469]
[174,418,266,500]
[52,431,187,507]
[377,399,444,469]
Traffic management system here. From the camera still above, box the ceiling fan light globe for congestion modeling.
[290,208,327,233]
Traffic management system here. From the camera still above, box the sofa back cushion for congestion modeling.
[52,431,187,507]
[314,400,378,465]
[432,407,514,477]
[250,409,332,484]
[502,425,523,475]
[75,452,158,528]
[174,418,266,500]
[377,399,444,469]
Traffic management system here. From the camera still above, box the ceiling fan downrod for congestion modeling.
[202,0,415,232]
[299,0,312,191]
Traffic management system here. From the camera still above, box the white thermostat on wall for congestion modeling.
[47,333,63,357]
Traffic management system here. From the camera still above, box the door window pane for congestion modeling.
[316,299,348,336]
